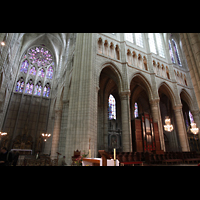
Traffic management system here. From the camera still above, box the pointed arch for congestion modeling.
[158,82,176,107]
[180,89,195,111]
[130,72,153,101]
[98,62,123,93]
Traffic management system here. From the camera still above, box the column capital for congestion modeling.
[119,90,131,99]
[173,104,182,111]
[190,109,200,116]
[149,98,160,106]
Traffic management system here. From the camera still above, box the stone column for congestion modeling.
[120,90,132,152]
[173,105,190,151]
[50,109,62,159]
[150,98,166,151]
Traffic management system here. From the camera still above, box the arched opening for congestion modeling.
[98,66,122,153]
[130,74,157,152]
[180,90,200,151]
[158,83,180,151]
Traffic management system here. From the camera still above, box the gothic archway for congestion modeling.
[98,65,122,153]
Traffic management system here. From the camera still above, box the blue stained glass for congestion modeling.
[134,102,138,118]
[47,87,50,97]
[20,60,29,73]
[108,94,116,120]
[38,86,42,96]
[15,81,20,92]
[46,66,53,79]
[172,39,181,66]
[29,66,36,75]
[19,82,24,93]
[34,85,38,95]
[43,86,47,97]
[169,40,175,63]
[38,68,45,77]
[189,111,194,123]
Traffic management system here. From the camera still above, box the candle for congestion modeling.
[114,148,116,160]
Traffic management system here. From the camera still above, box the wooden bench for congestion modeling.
[181,152,200,164]
[162,152,182,165]
[120,161,143,166]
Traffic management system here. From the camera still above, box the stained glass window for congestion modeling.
[172,39,182,66]
[135,33,143,48]
[25,80,34,94]
[28,46,53,68]
[15,78,24,93]
[125,33,133,43]
[134,102,138,118]
[189,111,194,123]
[169,40,175,63]
[43,83,50,97]
[29,66,36,75]
[46,66,53,79]
[34,81,42,96]
[148,33,157,54]
[38,68,45,78]
[155,33,165,58]
[20,60,29,73]
[108,94,116,120]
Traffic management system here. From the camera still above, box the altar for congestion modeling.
[82,158,119,166]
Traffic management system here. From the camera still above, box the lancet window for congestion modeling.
[25,79,34,94]
[171,39,182,66]
[134,102,139,118]
[148,33,157,54]
[108,94,116,120]
[155,33,165,58]
[15,77,24,93]
[43,83,50,97]
[20,60,29,73]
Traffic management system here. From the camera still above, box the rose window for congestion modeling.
[28,46,53,68]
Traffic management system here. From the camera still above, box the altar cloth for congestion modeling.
[82,158,119,166]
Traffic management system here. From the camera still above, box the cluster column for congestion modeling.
[150,98,165,151]
[120,90,132,152]
[173,105,190,151]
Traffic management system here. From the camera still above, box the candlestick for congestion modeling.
[114,148,116,160]
[113,148,116,166]
[88,149,91,158]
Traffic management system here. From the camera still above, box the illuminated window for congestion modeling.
[134,102,138,118]
[148,33,157,54]
[135,33,143,47]
[155,33,165,58]
[108,94,116,120]
[125,33,133,43]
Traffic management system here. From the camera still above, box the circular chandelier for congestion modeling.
[164,116,173,132]
[190,122,199,134]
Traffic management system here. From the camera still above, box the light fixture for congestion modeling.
[0,132,7,136]
[190,122,199,134]
[164,116,173,132]
[0,41,5,46]
[41,133,51,141]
